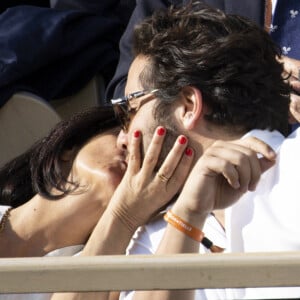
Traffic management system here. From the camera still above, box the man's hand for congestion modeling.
[174,137,276,218]
[279,56,300,123]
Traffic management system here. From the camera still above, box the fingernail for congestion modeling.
[157,127,165,136]
[185,147,193,156]
[178,136,187,145]
[134,130,140,138]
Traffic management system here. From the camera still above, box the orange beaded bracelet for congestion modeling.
[164,210,205,243]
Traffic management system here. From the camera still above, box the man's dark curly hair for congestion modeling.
[132,1,291,136]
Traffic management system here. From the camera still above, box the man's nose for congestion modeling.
[117,129,128,150]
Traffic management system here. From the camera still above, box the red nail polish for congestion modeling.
[178,136,187,145]
[157,127,165,136]
[185,148,193,156]
[134,130,140,138]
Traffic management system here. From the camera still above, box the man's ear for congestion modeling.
[180,86,203,130]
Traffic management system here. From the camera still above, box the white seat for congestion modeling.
[0,92,61,167]
[50,75,106,120]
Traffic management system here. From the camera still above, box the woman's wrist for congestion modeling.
[109,204,142,235]
[82,205,138,256]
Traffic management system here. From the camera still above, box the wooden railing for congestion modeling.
[1,252,300,293]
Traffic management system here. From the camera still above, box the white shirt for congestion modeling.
[272,0,278,15]
[226,128,300,299]
[120,212,227,300]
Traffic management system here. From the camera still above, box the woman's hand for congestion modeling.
[109,126,194,232]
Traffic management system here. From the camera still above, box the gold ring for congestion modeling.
[158,173,169,182]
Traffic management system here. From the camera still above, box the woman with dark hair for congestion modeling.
[0,105,193,299]
[0,106,120,207]
[0,106,128,258]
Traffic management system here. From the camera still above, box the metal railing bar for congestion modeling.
[0,252,299,293]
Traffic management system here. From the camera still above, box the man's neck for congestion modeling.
[191,124,245,160]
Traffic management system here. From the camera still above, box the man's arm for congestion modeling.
[130,137,276,300]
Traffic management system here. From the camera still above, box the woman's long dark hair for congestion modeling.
[0,106,119,208]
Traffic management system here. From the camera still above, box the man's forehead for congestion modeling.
[125,55,148,94]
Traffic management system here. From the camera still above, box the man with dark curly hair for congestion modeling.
[110,2,300,299]
[105,0,300,130]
